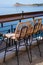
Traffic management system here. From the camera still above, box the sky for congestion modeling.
[0,0,43,6]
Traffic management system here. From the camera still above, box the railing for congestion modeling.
[0,11,43,22]
[0,11,43,27]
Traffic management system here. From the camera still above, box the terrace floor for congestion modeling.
[0,40,43,65]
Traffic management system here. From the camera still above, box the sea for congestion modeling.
[0,5,43,34]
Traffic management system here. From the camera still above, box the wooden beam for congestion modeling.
[0,11,43,23]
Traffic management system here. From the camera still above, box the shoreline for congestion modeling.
[14,3,43,6]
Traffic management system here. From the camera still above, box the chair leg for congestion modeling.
[15,41,19,65]
[9,38,11,47]
[3,43,7,62]
[25,44,31,63]
[29,36,32,63]
[29,43,32,63]
[37,40,41,57]
[25,39,32,63]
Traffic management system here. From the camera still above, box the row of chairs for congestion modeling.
[3,18,42,65]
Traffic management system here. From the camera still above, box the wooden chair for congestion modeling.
[3,21,32,65]
[33,18,42,57]
[25,19,42,63]
[25,23,34,63]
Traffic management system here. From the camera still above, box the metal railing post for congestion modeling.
[1,23,3,27]
[19,20,21,22]
[11,25,13,32]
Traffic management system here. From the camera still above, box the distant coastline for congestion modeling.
[14,3,43,6]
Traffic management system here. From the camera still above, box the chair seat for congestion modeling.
[3,33,20,41]
[33,36,43,41]
[36,36,43,40]
[3,33,15,38]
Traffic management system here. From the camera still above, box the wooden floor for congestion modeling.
[0,42,43,65]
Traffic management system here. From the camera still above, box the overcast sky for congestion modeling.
[0,0,43,6]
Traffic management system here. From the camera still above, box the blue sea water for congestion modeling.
[0,6,43,15]
[0,6,43,33]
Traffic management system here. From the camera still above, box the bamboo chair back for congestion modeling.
[33,18,42,34]
[25,21,34,36]
[15,22,30,40]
